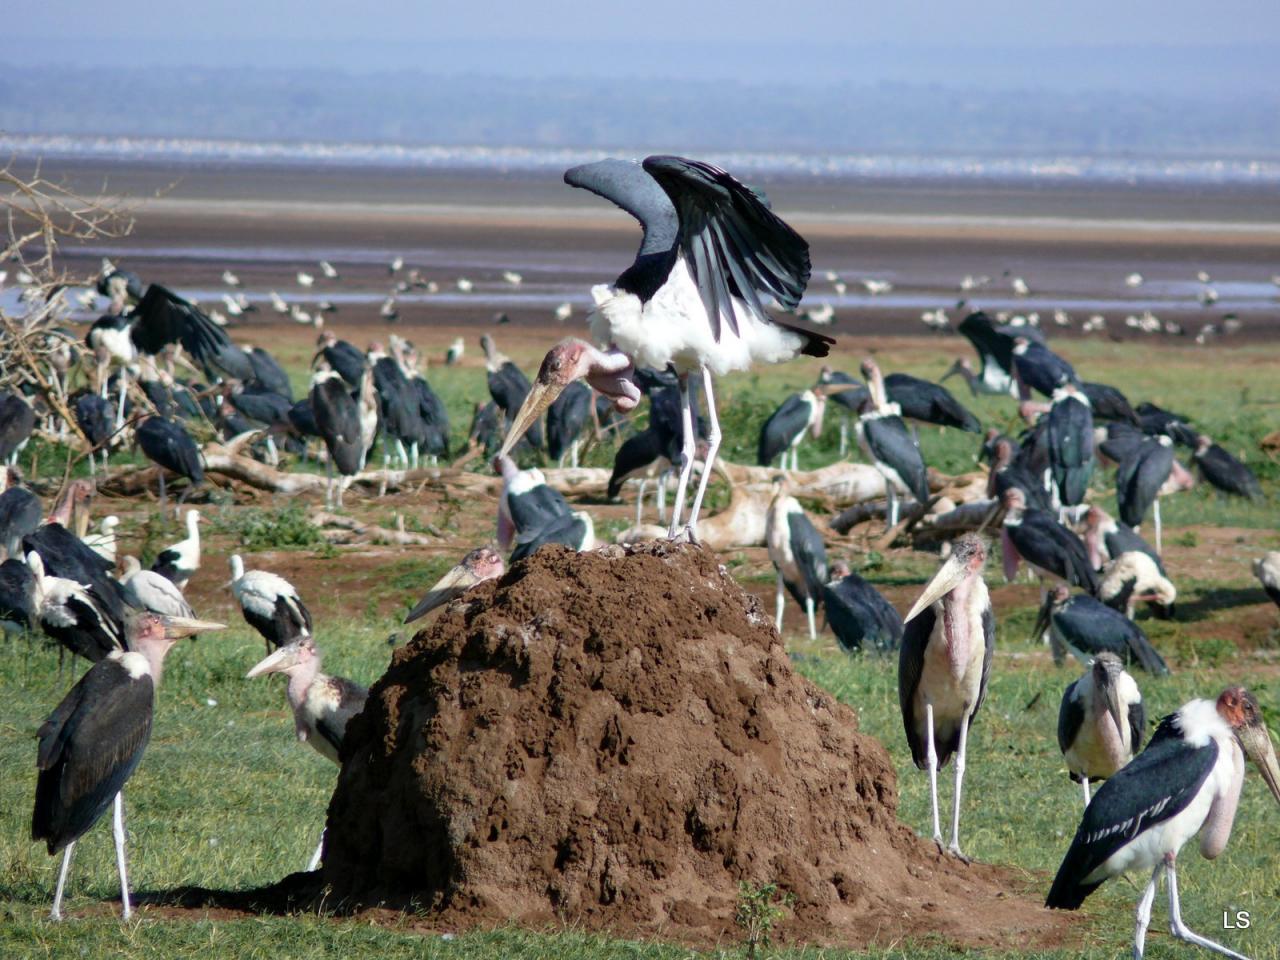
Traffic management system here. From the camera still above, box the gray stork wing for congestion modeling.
[863,415,929,503]
[1128,701,1147,755]
[1057,679,1084,757]
[786,511,828,602]
[642,155,811,341]
[564,159,679,259]
[1046,715,1217,909]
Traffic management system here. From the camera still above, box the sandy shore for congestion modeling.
[27,158,1280,339]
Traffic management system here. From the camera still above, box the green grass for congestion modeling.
[4,339,1280,957]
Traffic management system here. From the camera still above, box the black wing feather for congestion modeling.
[898,607,933,769]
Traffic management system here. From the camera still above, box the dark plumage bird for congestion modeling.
[310,370,364,507]
[33,613,219,920]
[1045,384,1094,507]
[884,373,980,432]
[857,359,929,527]
[130,284,254,383]
[0,484,42,560]
[1045,688,1280,960]
[229,554,312,653]
[1080,382,1138,424]
[1081,506,1163,573]
[986,437,1053,513]
[0,391,37,466]
[765,479,828,640]
[496,455,572,554]
[315,331,366,388]
[757,390,825,470]
[1011,337,1079,399]
[1034,586,1170,675]
[135,416,204,507]
[509,510,595,563]
[482,334,543,451]
[1114,435,1191,552]
[1192,435,1261,499]
[1136,401,1198,447]
[950,311,1018,397]
[27,551,125,662]
[1000,488,1098,592]
[823,561,902,653]
[71,392,113,475]
[1096,420,1146,465]
[0,556,36,634]
[546,381,593,467]
[468,401,503,458]
[246,346,293,400]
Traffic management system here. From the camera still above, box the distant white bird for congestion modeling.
[1195,324,1217,345]
[1196,269,1211,283]
[222,293,244,316]
[920,309,950,332]
[862,278,893,295]
[0,270,7,287]
[389,256,404,274]
[317,301,336,314]
[502,270,523,286]
[297,271,315,288]
[1124,272,1143,288]
[425,280,440,294]
[1053,309,1072,327]
[456,277,473,293]
[319,260,338,279]
[82,516,120,564]
[222,270,240,287]
[209,309,229,327]
[1082,314,1106,333]
[17,270,35,286]
[380,296,398,321]
[445,337,465,366]
[1222,316,1243,335]
[269,291,289,314]
[554,302,573,322]
[959,274,989,291]
[1198,286,1218,306]
[1012,276,1030,296]
[1163,320,1183,336]
[832,280,847,295]
[152,509,202,590]
[804,303,835,325]
[290,305,313,326]
[823,270,840,283]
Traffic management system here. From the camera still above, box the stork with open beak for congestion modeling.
[898,534,995,860]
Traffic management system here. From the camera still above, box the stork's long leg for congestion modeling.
[115,368,128,430]
[308,830,325,871]
[684,366,721,538]
[805,595,817,641]
[886,480,899,528]
[839,417,849,457]
[1153,499,1163,556]
[774,571,785,634]
[157,472,167,512]
[925,703,943,847]
[325,458,335,509]
[667,373,696,539]
[112,792,132,920]
[1166,854,1250,960]
[657,471,668,523]
[1133,863,1161,959]
[635,479,648,526]
[948,717,971,861]
[50,840,75,921]
[1081,777,1092,807]
[570,438,580,469]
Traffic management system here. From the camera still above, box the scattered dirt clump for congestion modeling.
[321,541,1073,949]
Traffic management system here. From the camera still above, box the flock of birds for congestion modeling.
[2,153,1278,959]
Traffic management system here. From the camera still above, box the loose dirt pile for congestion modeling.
[321,542,1072,949]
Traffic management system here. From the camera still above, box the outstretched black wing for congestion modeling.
[131,284,254,381]
[564,158,679,260]
[642,156,810,341]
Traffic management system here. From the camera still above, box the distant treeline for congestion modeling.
[3,66,1278,157]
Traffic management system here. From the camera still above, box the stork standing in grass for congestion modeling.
[1057,652,1146,806]
[765,477,827,640]
[1047,687,1280,960]
[228,554,313,653]
[33,613,223,920]
[898,535,994,859]
[246,636,368,870]
[757,389,825,471]
[1034,585,1170,675]
[857,357,929,529]
[495,155,832,541]
[151,509,202,590]
[118,556,194,620]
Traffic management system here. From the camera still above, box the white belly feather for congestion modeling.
[588,257,803,375]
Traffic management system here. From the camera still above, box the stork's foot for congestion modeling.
[932,834,946,855]
[946,843,972,863]
[667,525,700,546]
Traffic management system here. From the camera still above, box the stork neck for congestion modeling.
[286,660,322,711]
[940,577,975,679]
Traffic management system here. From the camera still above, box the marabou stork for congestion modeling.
[1057,652,1146,805]
[1099,551,1177,620]
[72,392,113,476]
[495,454,572,554]
[482,334,544,451]
[608,429,673,524]
[509,510,595,563]
[28,551,124,662]
[229,381,293,464]
[949,311,1019,397]
[151,509,202,590]
[496,156,832,540]
[1193,435,1262,500]
[246,635,368,869]
[0,390,37,466]
[1,478,42,560]
[857,358,929,529]
[314,331,366,388]
[546,381,594,468]
[1034,585,1170,675]
[1047,687,1280,960]
[1000,488,1098,592]
[35,613,223,919]
[757,390,825,471]
[1097,420,1147,466]
[1116,435,1189,554]
[1045,384,1094,508]
[405,546,505,623]
[1137,401,1199,447]
[883,372,980,433]
[987,437,1054,513]
[822,560,902,653]
[118,556,194,619]
[1081,381,1139,424]
[368,340,426,470]
[228,554,312,652]
[468,401,502,458]
[0,556,36,635]
[309,369,365,508]
[765,477,828,640]
[135,417,204,510]
[1252,552,1280,611]
[1011,337,1079,399]
[400,343,450,465]
[96,264,144,312]
[246,345,293,400]
[130,284,254,387]
[899,534,994,859]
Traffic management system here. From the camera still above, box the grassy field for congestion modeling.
[2,333,1279,958]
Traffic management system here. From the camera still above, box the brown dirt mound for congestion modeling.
[321,542,1073,949]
